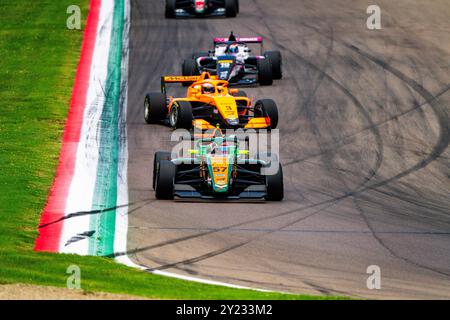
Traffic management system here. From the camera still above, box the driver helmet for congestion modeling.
[227,43,239,54]
[202,83,215,94]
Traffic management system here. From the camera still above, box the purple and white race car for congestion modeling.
[182,33,282,86]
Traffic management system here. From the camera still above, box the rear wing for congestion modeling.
[213,37,263,44]
[213,37,264,54]
[160,75,217,93]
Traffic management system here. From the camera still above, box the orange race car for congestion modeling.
[144,72,278,130]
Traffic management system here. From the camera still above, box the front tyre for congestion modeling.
[169,101,193,130]
[265,163,284,201]
[255,99,278,129]
[155,160,176,200]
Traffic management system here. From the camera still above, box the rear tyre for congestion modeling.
[225,0,237,17]
[255,99,278,129]
[144,93,167,124]
[169,101,193,130]
[265,163,284,201]
[257,58,273,86]
[153,152,171,190]
[264,51,282,80]
[236,0,240,13]
[165,0,176,19]
[155,160,176,200]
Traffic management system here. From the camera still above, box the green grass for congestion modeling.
[0,0,346,300]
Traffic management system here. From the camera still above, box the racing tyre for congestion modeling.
[165,0,176,19]
[153,152,171,190]
[257,58,273,86]
[225,0,237,17]
[236,0,240,13]
[144,93,167,124]
[182,59,199,86]
[169,101,193,130]
[264,51,282,80]
[155,160,176,200]
[255,99,278,129]
[265,163,284,201]
[192,51,209,60]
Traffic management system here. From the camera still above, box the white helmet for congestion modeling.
[202,83,215,94]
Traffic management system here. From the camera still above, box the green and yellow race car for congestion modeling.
[153,133,283,201]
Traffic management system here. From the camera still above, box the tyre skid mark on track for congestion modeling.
[310,26,450,277]
[143,241,364,297]
[177,259,360,297]
[243,24,384,187]
[283,83,450,167]
[125,2,450,296]
[247,21,389,267]
[264,18,449,168]
[284,23,336,201]
[129,225,450,235]
[38,199,152,229]
[115,195,352,258]
[147,202,336,272]
[331,40,449,277]
[343,46,450,196]
[242,17,396,293]
[371,187,450,219]
[120,57,385,276]
[132,24,450,280]
[251,24,449,198]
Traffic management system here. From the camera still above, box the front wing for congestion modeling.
[174,184,267,200]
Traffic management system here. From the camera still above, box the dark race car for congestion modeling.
[165,0,239,18]
[182,33,282,86]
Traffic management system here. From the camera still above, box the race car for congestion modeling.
[165,0,239,18]
[144,72,279,130]
[153,134,284,200]
[182,33,282,86]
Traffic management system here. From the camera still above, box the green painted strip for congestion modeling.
[89,0,125,256]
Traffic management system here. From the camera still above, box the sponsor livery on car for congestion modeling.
[144,72,279,130]
[153,133,284,200]
[182,32,282,86]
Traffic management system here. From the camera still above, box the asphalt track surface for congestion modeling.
[126,0,450,299]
